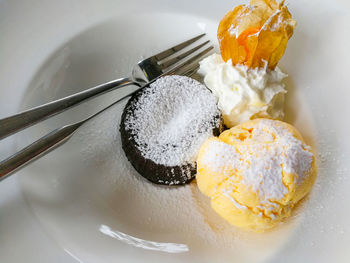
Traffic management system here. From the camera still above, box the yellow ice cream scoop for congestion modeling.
[196,119,317,232]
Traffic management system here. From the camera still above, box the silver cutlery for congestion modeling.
[0,34,213,180]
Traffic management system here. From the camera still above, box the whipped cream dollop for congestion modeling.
[198,54,287,128]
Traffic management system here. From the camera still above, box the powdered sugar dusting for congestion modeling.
[201,119,313,203]
[201,140,241,175]
[229,24,239,37]
[124,75,220,166]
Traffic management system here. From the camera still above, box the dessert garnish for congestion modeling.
[199,0,296,128]
[218,0,296,69]
[120,75,222,185]
[199,54,287,127]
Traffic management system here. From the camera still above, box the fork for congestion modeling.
[0,35,213,180]
[0,33,212,140]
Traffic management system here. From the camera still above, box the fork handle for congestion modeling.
[0,121,83,181]
[0,77,134,140]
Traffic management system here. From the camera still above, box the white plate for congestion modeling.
[1,0,350,262]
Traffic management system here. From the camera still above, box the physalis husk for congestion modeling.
[218,0,296,69]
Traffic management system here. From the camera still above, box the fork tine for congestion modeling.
[159,40,210,70]
[165,45,213,75]
[154,33,206,61]
[178,63,200,77]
